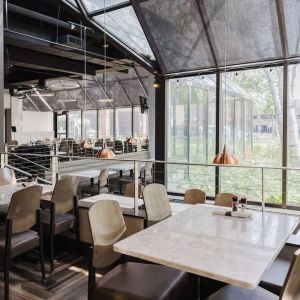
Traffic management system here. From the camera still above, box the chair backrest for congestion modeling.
[98,169,108,187]
[0,168,17,186]
[88,200,126,268]
[215,193,236,207]
[280,248,300,299]
[184,189,206,205]
[51,176,79,214]
[143,183,171,224]
[7,185,42,234]
[124,182,143,198]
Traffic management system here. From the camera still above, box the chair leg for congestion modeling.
[39,237,46,282]
[4,257,9,300]
[88,265,95,300]
[50,234,54,272]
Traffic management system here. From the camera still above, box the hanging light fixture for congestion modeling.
[213,0,237,165]
[98,0,114,103]
[153,77,160,88]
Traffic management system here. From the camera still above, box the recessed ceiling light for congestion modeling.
[58,99,77,102]
[50,83,80,89]
[98,98,113,102]
[31,92,54,97]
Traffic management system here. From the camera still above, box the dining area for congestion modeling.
[0,163,299,300]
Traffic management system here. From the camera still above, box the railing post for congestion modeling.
[0,152,4,168]
[134,160,139,216]
[4,144,8,166]
[52,155,59,185]
[261,168,265,213]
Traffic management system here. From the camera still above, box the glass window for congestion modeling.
[133,107,149,138]
[94,7,154,59]
[82,0,128,12]
[116,107,132,138]
[221,68,283,204]
[57,114,67,139]
[83,110,97,139]
[99,109,114,138]
[167,75,216,194]
[288,63,300,206]
[68,111,82,139]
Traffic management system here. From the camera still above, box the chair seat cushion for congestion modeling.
[207,285,278,300]
[41,210,75,235]
[0,226,39,259]
[260,244,298,295]
[93,262,189,300]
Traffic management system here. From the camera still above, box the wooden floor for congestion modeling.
[0,253,91,300]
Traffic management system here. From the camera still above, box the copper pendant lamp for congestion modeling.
[213,145,238,165]
[96,142,115,159]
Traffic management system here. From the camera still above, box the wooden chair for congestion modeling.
[0,186,45,300]
[207,248,300,299]
[143,183,171,226]
[88,200,189,300]
[41,176,79,272]
[81,169,109,197]
[184,189,206,204]
[124,182,143,198]
[215,193,237,208]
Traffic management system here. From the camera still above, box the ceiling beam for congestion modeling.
[275,0,289,59]
[6,45,101,76]
[196,0,219,67]
[89,1,131,17]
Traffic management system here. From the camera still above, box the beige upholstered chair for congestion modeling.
[143,183,171,226]
[82,169,109,197]
[124,182,143,198]
[184,189,206,204]
[207,248,300,299]
[41,176,79,272]
[88,200,189,300]
[215,193,237,207]
[1,186,45,300]
[0,168,16,186]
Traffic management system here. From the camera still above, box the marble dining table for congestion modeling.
[0,183,54,207]
[114,205,299,289]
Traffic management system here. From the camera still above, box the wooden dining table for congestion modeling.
[114,205,299,290]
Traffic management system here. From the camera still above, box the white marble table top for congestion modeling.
[114,205,299,289]
[0,183,54,207]
[109,162,146,172]
[79,194,192,215]
[66,169,116,179]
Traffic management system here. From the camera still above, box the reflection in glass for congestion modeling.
[99,109,114,138]
[116,107,132,138]
[133,107,148,138]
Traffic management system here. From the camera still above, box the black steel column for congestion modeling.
[282,62,288,208]
[53,112,58,138]
[215,72,221,195]
[154,77,165,184]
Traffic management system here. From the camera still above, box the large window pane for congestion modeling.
[68,111,81,139]
[99,109,114,138]
[116,107,132,138]
[167,75,216,194]
[83,110,97,139]
[133,107,148,138]
[288,63,300,206]
[94,7,154,59]
[221,68,283,204]
[57,114,67,139]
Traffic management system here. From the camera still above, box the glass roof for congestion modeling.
[22,67,151,112]
[82,0,129,12]
[94,6,154,60]
[65,0,79,9]
[69,0,300,75]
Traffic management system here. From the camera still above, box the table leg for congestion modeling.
[190,274,201,300]
[91,178,94,186]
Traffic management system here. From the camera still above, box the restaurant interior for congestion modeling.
[0,0,300,299]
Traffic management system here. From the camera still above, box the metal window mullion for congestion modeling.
[282,61,288,208]
[215,72,221,196]
[187,84,191,177]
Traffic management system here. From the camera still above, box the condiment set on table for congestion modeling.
[213,196,252,218]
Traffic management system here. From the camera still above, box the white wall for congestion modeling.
[10,95,54,144]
